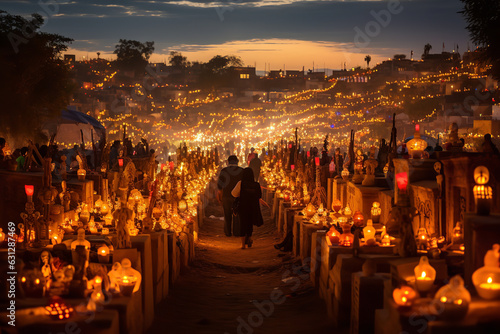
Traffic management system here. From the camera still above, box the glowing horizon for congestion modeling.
[65,38,398,71]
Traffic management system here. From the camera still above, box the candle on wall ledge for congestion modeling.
[370,202,381,223]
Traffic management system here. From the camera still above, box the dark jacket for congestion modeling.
[217,165,243,199]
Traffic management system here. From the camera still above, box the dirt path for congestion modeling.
[148,201,337,334]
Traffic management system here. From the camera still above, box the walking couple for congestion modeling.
[217,155,264,249]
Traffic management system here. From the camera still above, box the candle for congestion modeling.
[477,277,500,300]
[98,245,110,263]
[414,256,436,292]
[381,233,391,246]
[25,185,34,197]
[77,169,86,180]
[416,271,434,292]
[119,275,137,297]
[393,286,418,307]
[363,219,376,242]
[327,228,340,245]
[370,202,381,223]
[291,164,295,171]
[315,157,320,166]
[396,172,408,193]
[118,158,124,167]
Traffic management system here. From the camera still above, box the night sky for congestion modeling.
[1,0,471,70]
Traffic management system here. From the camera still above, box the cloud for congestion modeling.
[2,0,469,69]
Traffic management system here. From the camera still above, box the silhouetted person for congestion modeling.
[231,168,263,249]
[249,155,262,182]
[481,134,499,155]
[109,140,120,169]
[217,155,243,237]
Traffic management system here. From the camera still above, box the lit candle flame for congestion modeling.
[487,277,493,284]
[421,271,426,278]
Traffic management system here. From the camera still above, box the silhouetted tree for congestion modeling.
[394,54,407,60]
[168,51,189,68]
[460,0,500,79]
[113,39,154,75]
[423,43,432,57]
[364,55,371,68]
[200,55,243,91]
[0,10,75,142]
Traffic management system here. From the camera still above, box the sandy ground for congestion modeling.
[147,201,338,334]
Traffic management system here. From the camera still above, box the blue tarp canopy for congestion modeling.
[42,108,105,146]
[61,109,105,130]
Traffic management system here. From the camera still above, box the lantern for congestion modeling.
[381,233,391,247]
[341,167,350,181]
[101,202,109,215]
[51,233,61,245]
[472,244,500,300]
[20,270,45,298]
[414,256,436,292]
[98,245,110,264]
[178,198,188,212]
[340,232,354,247]
[339,217,354,247]
[331,199,342,213]
[363,219,376,242]
[343,205,352,217]
[473,166,492,216]
[452,222,463,244]
[118,158,124,167]
[45,297,74,320]
[407,124,428,159]
[433,275,471,320]
[352,211,364,227]
[104,212,113,226]
[94,197,103,213]
[327,228,340,245]
[396,172,408,194]
[25,185,34,198]
[383,164,389,176]
[118,258,142,295]
[370,202,381,223]
[0,228,5,243]
[416,228,429,250]
[317,203,325,216]
[77,169,86,180]
[393,285,418,307]
[79,204,90,224]
[304,202,316,218]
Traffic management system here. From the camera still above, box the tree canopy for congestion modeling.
[113,39,154,74]
[0,10,75,143]
[460,0,500,79]
[199,55,243,91]
[168,51,189,68]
